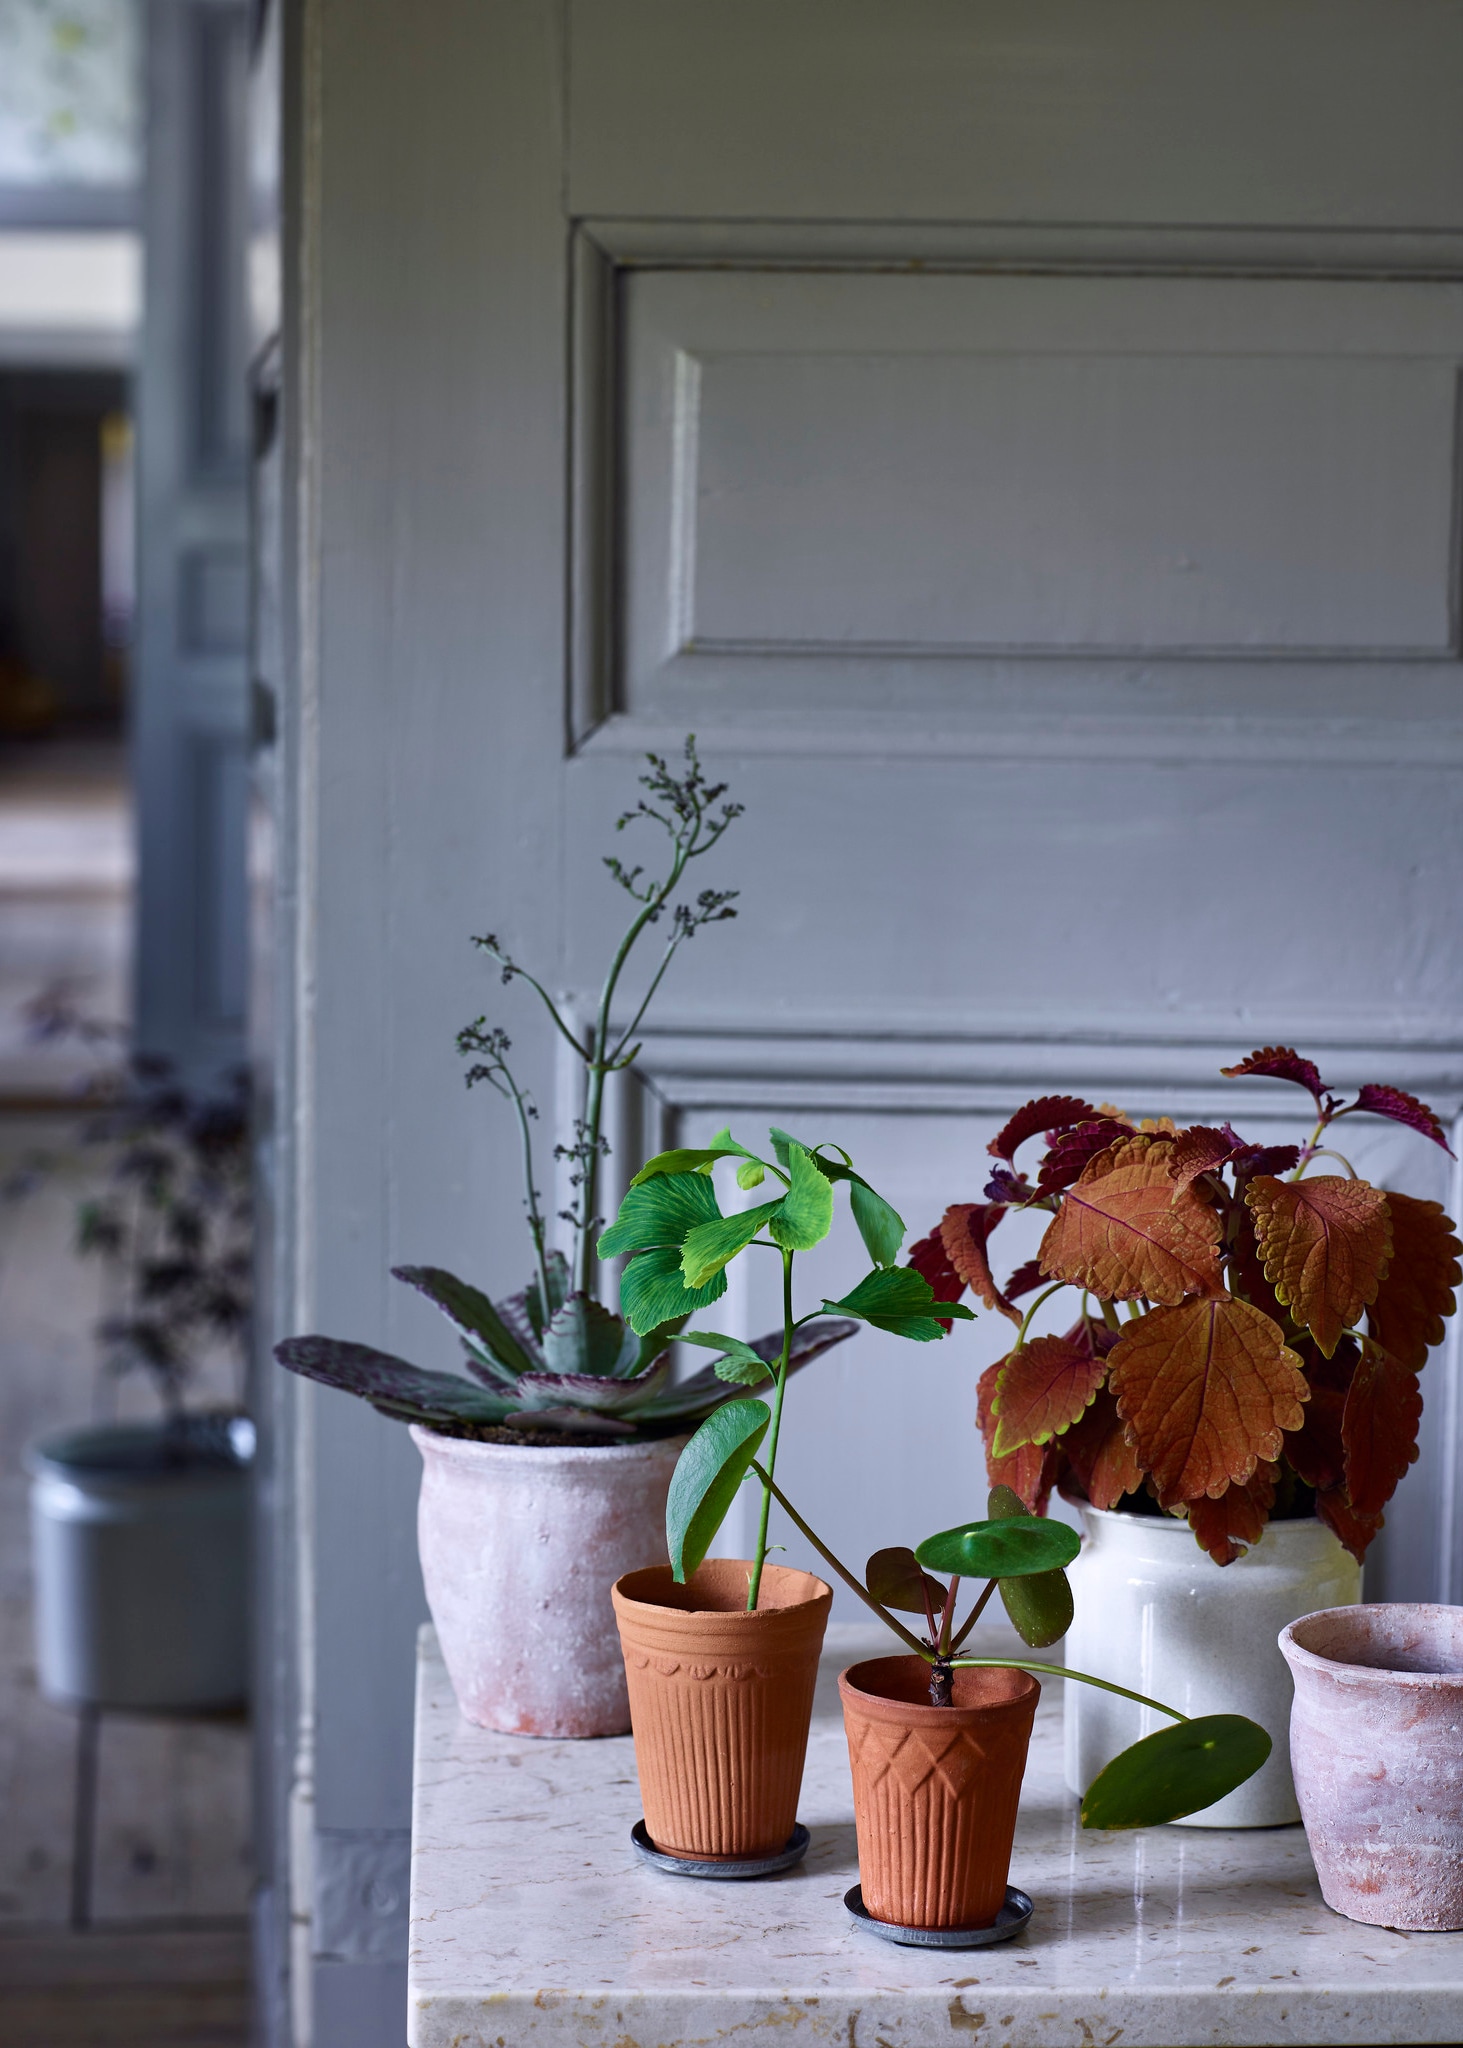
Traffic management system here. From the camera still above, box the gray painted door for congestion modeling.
[265,6,1463,2040]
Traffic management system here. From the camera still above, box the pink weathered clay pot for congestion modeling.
[411,1427,685,1738]
[1280,1604,1463,1931]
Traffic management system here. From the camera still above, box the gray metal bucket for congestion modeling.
[29,1416,253,1711]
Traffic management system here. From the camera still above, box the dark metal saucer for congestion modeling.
[844,1882,1033,1947]
[631,1818,811,1880]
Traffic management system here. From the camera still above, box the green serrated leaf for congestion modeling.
[598,1171,721,1261]
[847,1177,905,1267]
[824,1265,975,1342]
[678,1330,773,1386]
[619,1245,729,1335]
[1081,1714,1272,1829]
[915,1517,1081,1580]
[736,1159,766,1190]
[768,1143,835,1251]
[680,1201,783,1289]
[630,1145,740,1187]
[666,1399,771,1581]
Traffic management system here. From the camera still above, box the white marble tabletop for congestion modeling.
[409,1621,1463,2047]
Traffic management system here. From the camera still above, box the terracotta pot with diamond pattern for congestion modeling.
[840,1655,1040,1929]
[612,1559,832,1860]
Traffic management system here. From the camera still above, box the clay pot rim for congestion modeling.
[839,1654,1040,1727]
[612,1559,832,1620]
[409,1424,688,1466]
[1280,1603,1463,1688]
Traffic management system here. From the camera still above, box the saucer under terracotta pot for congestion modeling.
[611,1559,832,1861]
[840,1656,1040,1931]
[1280,1603,1463,1931]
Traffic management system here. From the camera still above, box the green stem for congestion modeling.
[948,1576,999,1653]
[749,1461,928,1654]
[949,1657,1187,1722]
[1100,1298,1122,1335]
[746,1249,795,1610]
[1015,1280,1069,1349]
[1290,1113,1329,1180]
[1299,1147,1357,1180]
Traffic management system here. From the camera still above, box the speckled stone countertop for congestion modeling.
[409,1622,1463,2047]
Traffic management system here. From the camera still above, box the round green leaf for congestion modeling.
[864,1546,947,1615]
[666,1398,770,1583]
[1080,1714,1273,1830]
[915,1517,1080,1580]
[983,1484,1074,1647]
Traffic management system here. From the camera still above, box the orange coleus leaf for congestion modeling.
[1186,1462,1279,1566]
[1316,1486,1384,1564]
[1169,1124,1241,1194]
[1038,1135,1223,1304]
[1341,1337,1422,1518]
[1246,1174,1393,1357]
[990,1334,1109,1457]
[1060,1386,1143,1511]
[1108,1294,1308,1507]
[1367,1192,1462,1371]
[977,1359,1059,1513]
[940,1203,1019,1324]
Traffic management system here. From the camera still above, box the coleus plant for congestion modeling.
[275,739,857,1439]
[610,1135,1271,1829]
[909,1049,1461,1564]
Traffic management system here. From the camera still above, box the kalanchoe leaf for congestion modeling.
[501,1406,637,1438]
[632,1315,689,1376]
[619,1245,728,1335]
[1220,1046,1328,1105]
[491,1287,547,1365]
[1343,1083,1456,1156]
[390,1265,537,1377]
[1035,1120,1137,1197]
[824,1266,973,1342]
[598,1170,722,1261]
[513,1355,671,1415]
[989,1096,1100,1164]
[1081,1715,1272,1829]
[915,1516,1080,1580]
[274,1336,512,1426]
[865,1546,947,1616]
[666,1398,771,1581]
[459,1337,521,1391]
[540,1293,640,1378]
[630,1316,857,1423]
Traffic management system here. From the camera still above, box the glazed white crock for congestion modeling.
[1064,1502,1359,1826]
[410,1426,684,1738]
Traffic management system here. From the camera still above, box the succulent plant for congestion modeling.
[277,1249,856,1440]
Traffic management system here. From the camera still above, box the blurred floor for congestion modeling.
[0,737,252,2041]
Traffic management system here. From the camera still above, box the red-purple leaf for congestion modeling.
[990,1334,1109,1456]
[1284,1340,1355,1494]
[1341,1338,1422,1519]
[1220,1046,1328,1102]
[1344,1084,1455,1157]
[989,1096,1098,1164]
[1367,1191,1463,1369]
[1035,1119,1135,1196]
[1169,1125,1242,1193]
[940,1203,1020,1323]
[1059,1387,1143,1510]
[1230,1143,1302,1180]
[906,1227,965,1332]
[1186,1463,1278,1566]
[1316,1487,1384,1564]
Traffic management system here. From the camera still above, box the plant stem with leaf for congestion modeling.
[746,1248,796,1610]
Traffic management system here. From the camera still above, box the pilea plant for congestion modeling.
[909,1048,1461,1563]
[600,1132,1271,1829]
[275,740,857,1439]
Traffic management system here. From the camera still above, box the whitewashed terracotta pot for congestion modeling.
[1281,1604,1463,1930]
[1064,1503,1359,1826]
[411,1428,685,1738]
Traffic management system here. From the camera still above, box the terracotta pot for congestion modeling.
[1065,1503,1359,1825]
[611,1559,831,1859]
[412,1427,684,1738]
[840,1655,1039,1930]
[1280,1603,1463,1931]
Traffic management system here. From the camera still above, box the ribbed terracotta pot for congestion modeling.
[611,1559,832,1859]
[412,1428,685,1739]
[1280,1603,1463,1931]
[840,1655,1039,1931]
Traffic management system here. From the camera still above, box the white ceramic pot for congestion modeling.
[1064,1503,1359,1826]
[411,1427,685,1738]
[29,1418,253,1711]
